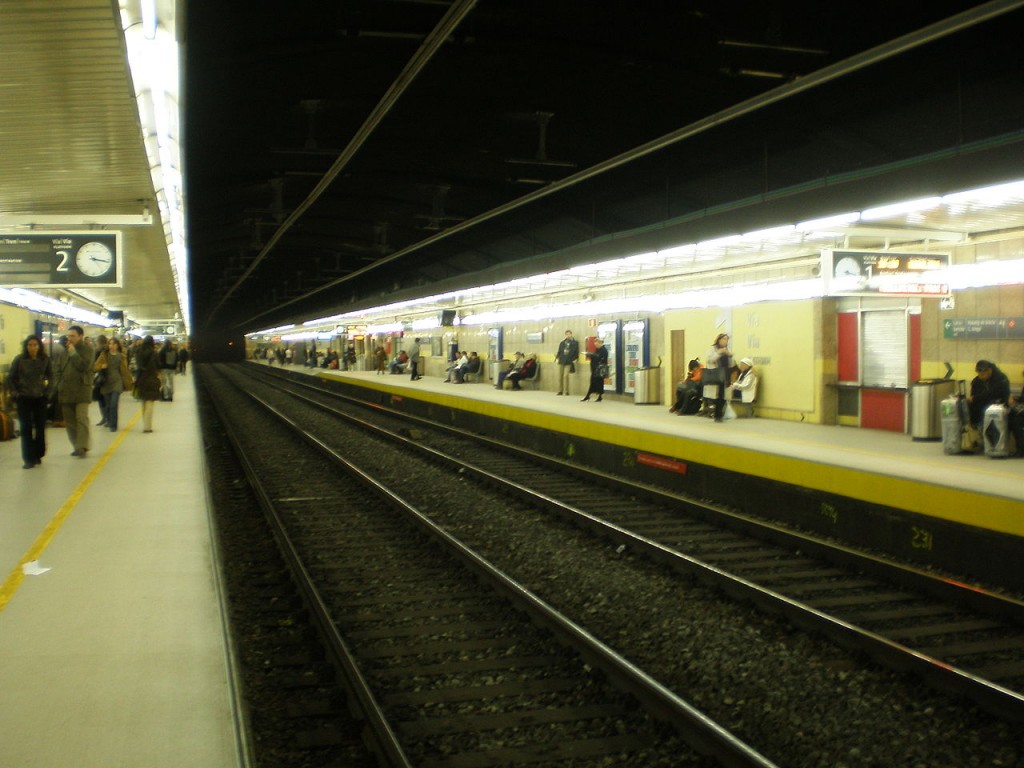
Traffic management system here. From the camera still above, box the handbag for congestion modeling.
[92,369,106,401]
[961,424,981,453]
[597,364,610,378]
[702,366,724,386]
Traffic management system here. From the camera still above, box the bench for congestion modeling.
[500,362,540,389]
[462,360,484,383]
[730,377,759,417]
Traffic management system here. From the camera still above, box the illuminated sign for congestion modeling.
[822,250,949,297]
[0,232,122,287]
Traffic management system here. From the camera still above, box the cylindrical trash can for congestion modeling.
[489,359,507,384]
[911,379,956,440]
[634,367,661,404]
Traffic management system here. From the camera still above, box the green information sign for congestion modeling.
[0,232,121,287]
[943,317,1024,340]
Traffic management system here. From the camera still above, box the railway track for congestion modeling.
[236,363,1024,725]
[200,365,775,767]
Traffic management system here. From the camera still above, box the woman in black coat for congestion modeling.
[8,335,54,468]
[581,338,609,402]
[134,336,162,432]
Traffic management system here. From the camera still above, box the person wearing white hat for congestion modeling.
[731,357,758,415]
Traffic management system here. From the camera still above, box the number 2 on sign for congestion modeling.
[911,526,934,551]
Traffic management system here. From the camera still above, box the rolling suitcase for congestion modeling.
[940,393,962,455]
[983,403,1010,458]
[940,381,969,455]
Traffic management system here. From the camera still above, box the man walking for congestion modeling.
[554,329,579,396]
[58,325,95,457]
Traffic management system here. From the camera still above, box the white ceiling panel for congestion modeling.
[0,0,181,327]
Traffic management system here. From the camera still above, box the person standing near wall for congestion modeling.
[555,330,579,396]
[581,338,609,402]
[408,337,422,380]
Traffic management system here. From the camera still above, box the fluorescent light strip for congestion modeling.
[247,179,1024,337]
[0,288,116,326]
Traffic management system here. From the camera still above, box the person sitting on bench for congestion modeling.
[731,357,758,415]
[505,354,537,390]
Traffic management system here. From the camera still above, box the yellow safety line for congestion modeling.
[0,410,141,616]
[316,371,1024,537]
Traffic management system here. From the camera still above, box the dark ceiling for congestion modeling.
[183,1,1023,336]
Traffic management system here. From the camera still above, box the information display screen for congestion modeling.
[0,232,121,287]
[822,249,949,297]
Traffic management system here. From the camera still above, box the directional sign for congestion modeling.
[943,317,1024,340]
[0,232,122,287]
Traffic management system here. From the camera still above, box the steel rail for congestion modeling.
[255,367,1024,722]
[200,371,415,768]
[221,371,782,768]
[266,365,1024,624]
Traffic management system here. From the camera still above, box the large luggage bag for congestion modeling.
[941,381,971,455]
[941,394,962,455]
[983,403,1010,458]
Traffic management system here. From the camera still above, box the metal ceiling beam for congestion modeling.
[206,0,479,328]
[237,0,1024,331]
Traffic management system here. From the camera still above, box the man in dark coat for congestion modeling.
[968,359,1010,426]
[554,330,579,396]
[57,325,95,457]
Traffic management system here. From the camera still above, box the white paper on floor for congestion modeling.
[22,560,50,576]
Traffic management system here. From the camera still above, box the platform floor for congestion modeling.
[0,375,242,768]
[273,362,1024,539]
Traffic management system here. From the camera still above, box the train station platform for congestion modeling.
[265,361,1024,590]
[0,376,242,768]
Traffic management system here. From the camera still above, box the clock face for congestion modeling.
[76,241,114,278]
[834,256,862,278]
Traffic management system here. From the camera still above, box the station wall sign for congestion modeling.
[0,231,122,287]
[822,249,949,297]
[943,317,1024,340]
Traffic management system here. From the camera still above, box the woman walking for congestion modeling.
[94,338,134,432]
[704,333,733,421]
[134,335,162,432]
[581,338,609,402]
[8,335,54,468]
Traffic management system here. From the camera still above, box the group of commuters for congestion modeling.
[6,330,186,469]
[444,351,482,383]
[669,333,758,421]
[495,352,538,390]
[551,328,608,401]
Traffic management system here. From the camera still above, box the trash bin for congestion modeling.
[489,359,508,384]
[634,367,661,404]
[910,378,957,440]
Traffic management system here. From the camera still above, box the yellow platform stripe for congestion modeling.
[320,373,1024,539]
[0,410,141,616]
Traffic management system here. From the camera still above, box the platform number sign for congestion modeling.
[0,231,122,287]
